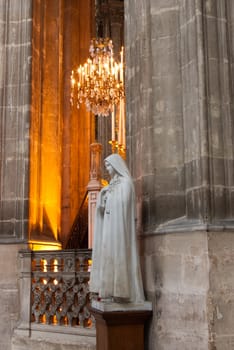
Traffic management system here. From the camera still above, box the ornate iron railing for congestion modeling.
[18,248,94,333]
[31,249,93,327]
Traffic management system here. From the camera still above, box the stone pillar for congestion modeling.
[198,2,234,348]
[30,0,63,244]
[0,1,32,348]
[125,0,234,349]
[15,249,32,336]
[0,0,32,242]
[61,0,95,246]
[30,0,95,247]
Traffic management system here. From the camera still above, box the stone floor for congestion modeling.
[12,325,96,350]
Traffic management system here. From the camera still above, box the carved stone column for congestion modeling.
[87,143,102,248]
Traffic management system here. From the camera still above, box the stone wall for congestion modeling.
[0,1,32,347]
[0,0,32,242]
[208,232,234,349]
[0,244,27,350]
[125,0,234,349]
[141,232,209,349]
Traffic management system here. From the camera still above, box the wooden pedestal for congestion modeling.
[91,307,152,350]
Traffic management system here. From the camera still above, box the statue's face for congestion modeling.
[104,161,115,177]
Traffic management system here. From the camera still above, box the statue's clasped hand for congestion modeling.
[98,186,109,212]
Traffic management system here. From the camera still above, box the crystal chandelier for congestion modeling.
[70,38,125,117]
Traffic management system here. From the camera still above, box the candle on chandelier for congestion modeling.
[70,38,125,117]
[110,56,113,70]
[115,63,118,80]
[111,111,115,141]
[118,100,122,145]
[122,98,126,148]
[120,63,123,82]
[120,47,124,65]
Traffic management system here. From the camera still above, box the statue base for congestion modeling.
[90,301,152,350]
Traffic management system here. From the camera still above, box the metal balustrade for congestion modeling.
[31,249,93,327]
[17,249,94,335]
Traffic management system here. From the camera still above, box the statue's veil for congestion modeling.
[104,154,131,179]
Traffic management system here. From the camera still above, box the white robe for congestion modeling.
[89,154,144,303]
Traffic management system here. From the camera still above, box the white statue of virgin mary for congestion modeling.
[89,153,145,303]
